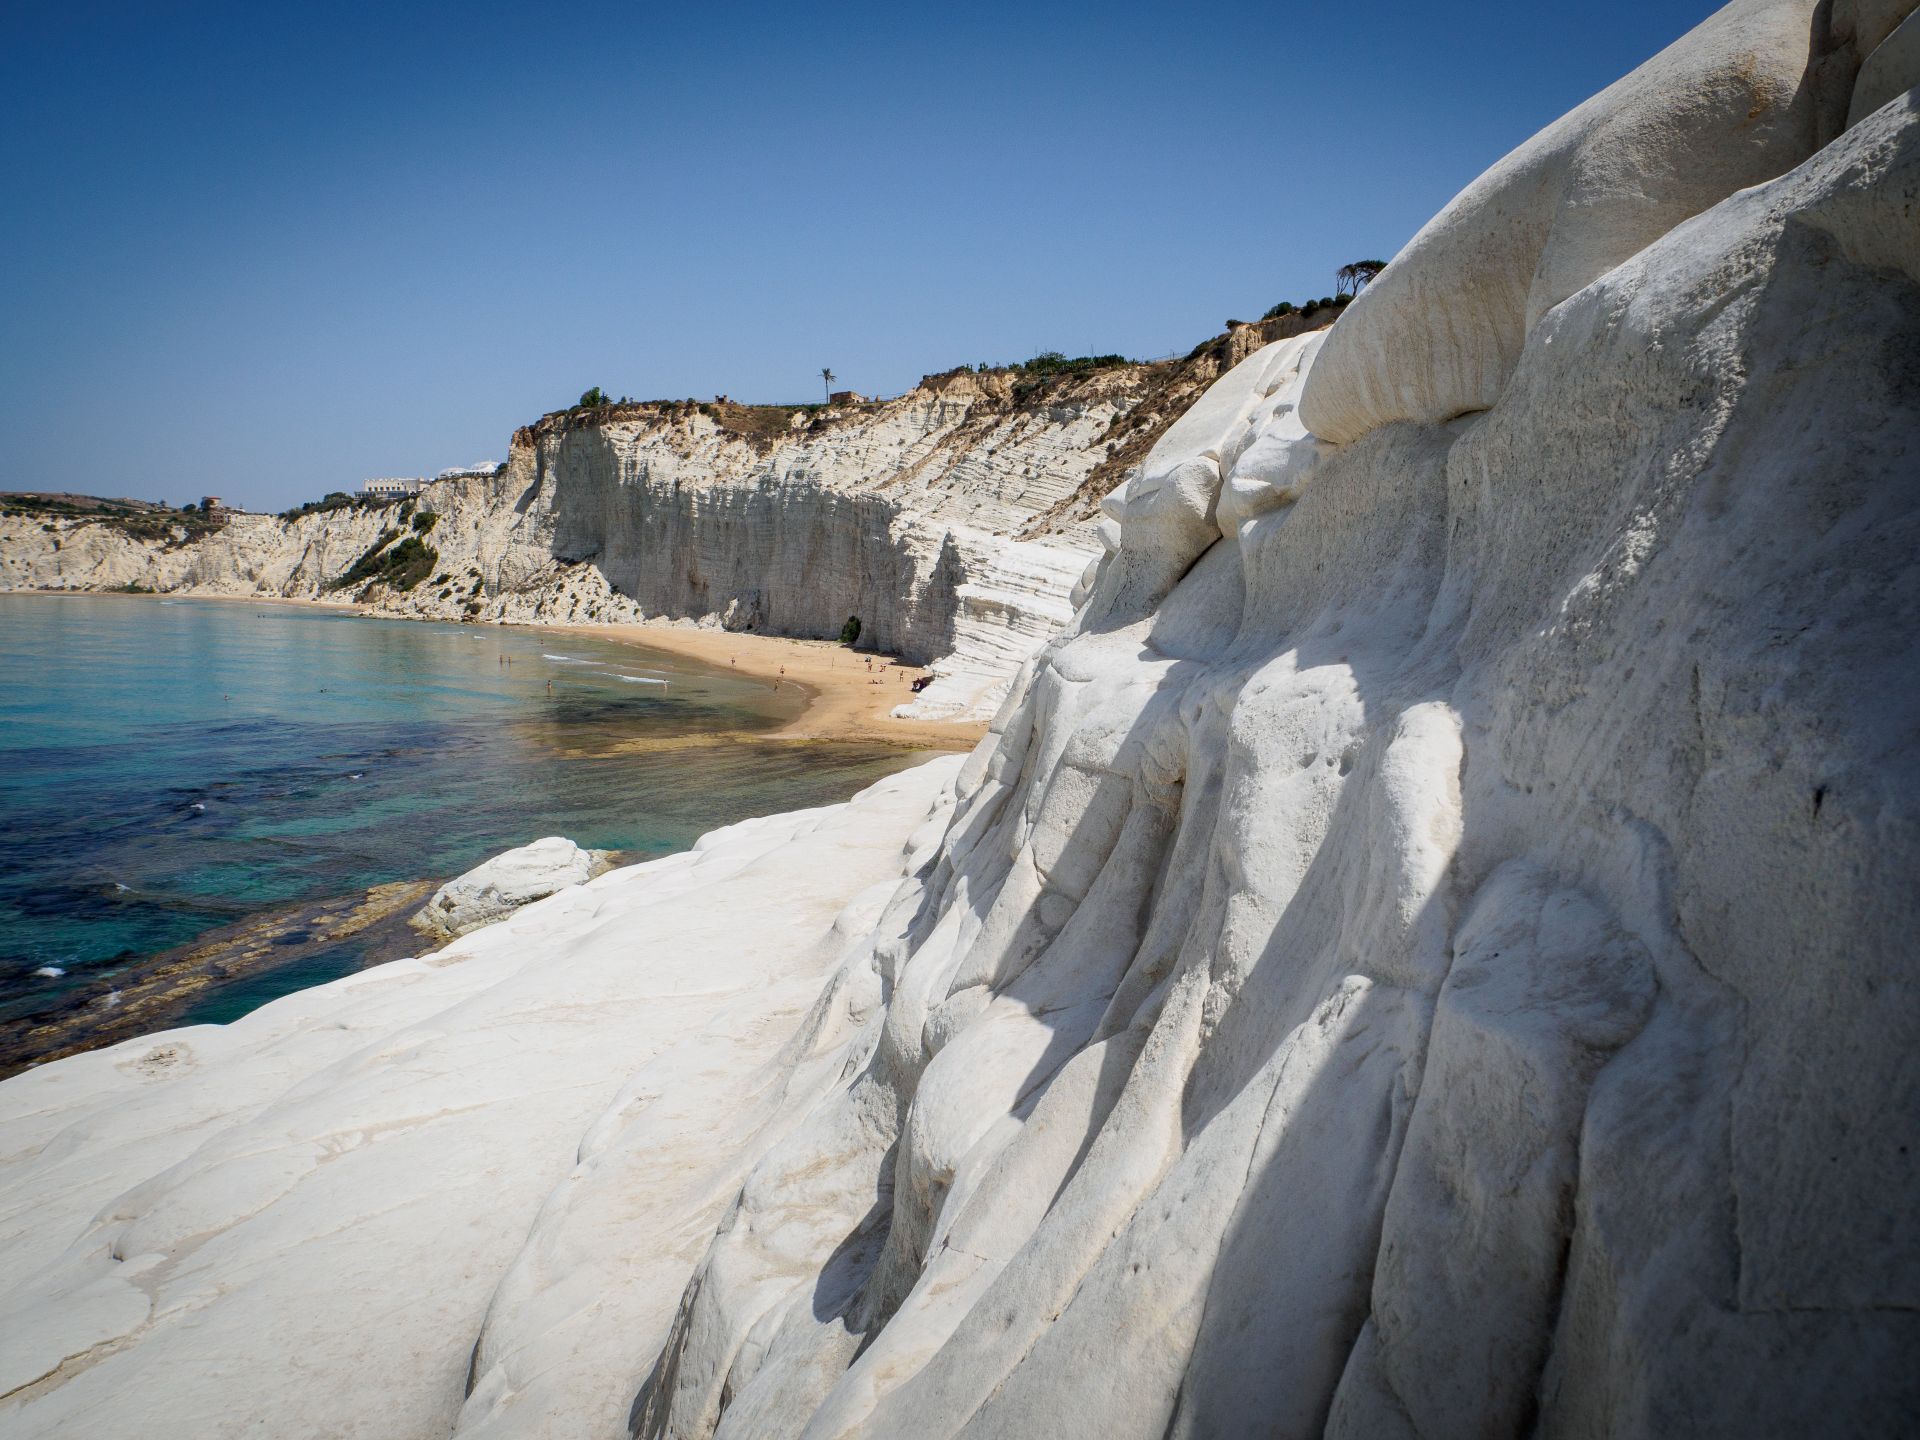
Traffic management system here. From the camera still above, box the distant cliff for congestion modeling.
[0,320,1311,719]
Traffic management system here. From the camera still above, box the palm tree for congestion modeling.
[821,368,836,403]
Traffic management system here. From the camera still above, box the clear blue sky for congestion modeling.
[1,1,1719,511]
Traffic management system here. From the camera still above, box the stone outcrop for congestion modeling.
[410,837,616,942]
[619,15,1917,1438]
[0,5,1914,1438]
[1299,0,1890,444]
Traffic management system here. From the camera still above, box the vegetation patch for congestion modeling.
[1262,259,1385,321]
[280,490,383,521]
[1263,293,1351,322]
[1009,351,1131,378]
[332,530,438,593]
[1,492,231,548]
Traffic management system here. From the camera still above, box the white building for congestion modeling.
[436,461,502,481]
[361,477,423,498]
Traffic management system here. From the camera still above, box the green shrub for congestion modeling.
[280,490,362,521]
[411,510,438,533]
[381,536,438,591]
[331,529,436,592]
[335,528,400,584]
[838,615,862,646]
[1018,351,1130,378]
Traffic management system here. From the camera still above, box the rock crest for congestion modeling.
[410,837,616,942]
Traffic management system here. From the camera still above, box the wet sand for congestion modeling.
[545,621,990,752]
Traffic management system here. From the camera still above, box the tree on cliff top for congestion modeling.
[577,387,610,409]
[1336,259,1387,296]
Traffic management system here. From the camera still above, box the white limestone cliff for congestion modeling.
[603,14,1920,1436]
[0,368,1159,719]
[0,4,1914,1437]
[1,331,1319,722]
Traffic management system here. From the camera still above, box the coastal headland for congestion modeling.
[0,315,1323,728]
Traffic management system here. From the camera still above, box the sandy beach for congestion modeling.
[547,620,990,751]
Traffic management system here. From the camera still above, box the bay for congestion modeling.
[0,594,922,1042]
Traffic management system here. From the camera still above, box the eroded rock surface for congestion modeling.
[617,22,1919,1440]
[0,6,1914,1438]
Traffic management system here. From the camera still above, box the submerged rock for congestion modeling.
[410,837,615,942]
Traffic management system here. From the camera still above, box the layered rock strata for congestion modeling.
[618,8,1919,1435]
[0,3,1914,1437]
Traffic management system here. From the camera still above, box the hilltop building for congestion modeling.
[361,478,423,498]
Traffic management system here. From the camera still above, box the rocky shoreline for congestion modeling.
[0,875,437,1079]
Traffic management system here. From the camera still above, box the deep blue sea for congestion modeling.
[0,594,921,1032]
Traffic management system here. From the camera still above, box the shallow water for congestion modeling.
[0,595,924,1031]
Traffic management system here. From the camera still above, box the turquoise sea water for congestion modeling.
[0,594,922,1029]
